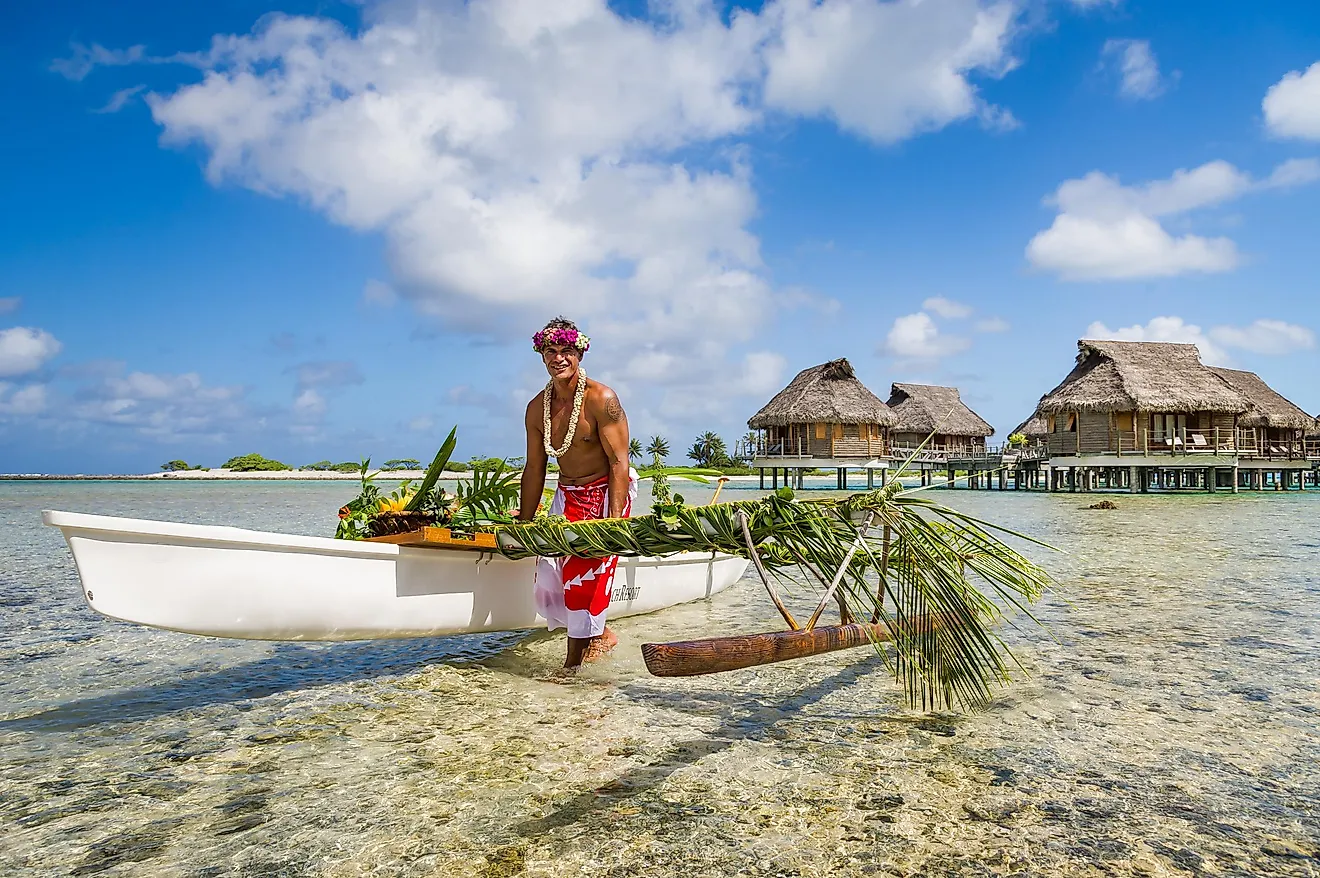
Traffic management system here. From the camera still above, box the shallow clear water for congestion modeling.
[1,480,1318,876]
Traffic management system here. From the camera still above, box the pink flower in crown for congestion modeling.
[532,327,591,353]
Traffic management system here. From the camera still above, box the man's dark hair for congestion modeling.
[542,316,578,333]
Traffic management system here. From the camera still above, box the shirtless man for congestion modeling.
[518,317,635,671]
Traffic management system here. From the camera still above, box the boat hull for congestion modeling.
[42,511,749,641]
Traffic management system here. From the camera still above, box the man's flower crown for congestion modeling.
[532,327,590,354]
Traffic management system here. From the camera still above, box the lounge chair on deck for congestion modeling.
[1190,433,1208,450]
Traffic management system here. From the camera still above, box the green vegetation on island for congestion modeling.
[222,453,292,472]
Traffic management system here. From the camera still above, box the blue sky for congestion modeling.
[4,0,1320,473]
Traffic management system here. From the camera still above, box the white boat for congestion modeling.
[42,510,750,642]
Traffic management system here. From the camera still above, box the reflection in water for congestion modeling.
[1,480,1318,876]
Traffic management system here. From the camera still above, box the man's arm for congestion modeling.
[518,397,548,521]
[593,386,632,519]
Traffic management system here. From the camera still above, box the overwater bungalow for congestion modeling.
[1031,339,1314,492]
[886,383,994,458]
[743,358,895,489]
[1208,367,1315,460]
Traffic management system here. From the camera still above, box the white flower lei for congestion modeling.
[543,367,587,458]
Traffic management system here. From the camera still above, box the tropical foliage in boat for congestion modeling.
[335,427,521,540]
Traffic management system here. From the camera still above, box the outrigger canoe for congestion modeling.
[42,510,749,642]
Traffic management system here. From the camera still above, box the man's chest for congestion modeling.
[549,399,597,444]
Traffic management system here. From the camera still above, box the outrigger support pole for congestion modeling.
[789,548,854,625]
[803,512,876,631]
[870,524,892,625]
[738,511,799,631]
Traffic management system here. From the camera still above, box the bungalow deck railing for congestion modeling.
[1235,431,1310,459]
[1113,428,1236,455]
[889,443,1050,464]
[889,442,985,462]
[1048,427,1314,459]
[741,434,894,461]
[737,437,811,460]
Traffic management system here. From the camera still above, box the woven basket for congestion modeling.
[367,511,437,537]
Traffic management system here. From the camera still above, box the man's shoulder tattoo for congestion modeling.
[604,395,625,422]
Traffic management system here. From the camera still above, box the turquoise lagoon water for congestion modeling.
[0,480,1317,876]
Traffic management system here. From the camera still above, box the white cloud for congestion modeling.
[0,327,62,378]
[1208,319,1315,355]
[1263,61,1320,140]
[50,43,147,81]
[921,296,973,319]
[975,316,1010,333]
[1085,315,1315,366]
[287,360,362,422]
[881,311,971,359]
[0,383,48,416]
[1101,39,1164,100]
[293,388,327,418]
[71,368,250,440]
[761,0,1020,143]
[1026,159,1319,280]
[0,297,19,314]
[93,85,146,114]
[137,0,1025,432]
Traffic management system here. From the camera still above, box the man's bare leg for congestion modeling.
[563,627,617,669]
[583,627,618,662]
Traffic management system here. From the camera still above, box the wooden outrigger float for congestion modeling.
[640,507,945,680]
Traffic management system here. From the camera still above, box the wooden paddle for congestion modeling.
[640,615,942,677]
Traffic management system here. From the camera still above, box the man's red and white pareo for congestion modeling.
[533,470,638,639]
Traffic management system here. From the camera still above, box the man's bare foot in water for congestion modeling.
[582,627,618,663]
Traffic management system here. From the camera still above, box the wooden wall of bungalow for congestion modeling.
[1043,409,1238,456]
[760,421,889,459]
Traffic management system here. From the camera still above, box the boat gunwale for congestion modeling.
[41,510,738,566]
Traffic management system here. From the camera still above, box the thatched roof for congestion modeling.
[1207,367,1314,430]
[747,359,896,428]
[1036,340,1247,415]
[1010,413,1050,438]
[886,383,993,437]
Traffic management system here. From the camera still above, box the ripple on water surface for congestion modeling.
[1,480,1317,876]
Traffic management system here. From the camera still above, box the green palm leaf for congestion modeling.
[405,427,457,512]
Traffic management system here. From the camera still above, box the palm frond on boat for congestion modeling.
[487,482,1051,711]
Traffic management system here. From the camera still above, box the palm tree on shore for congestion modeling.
[628,438,643,460]
[645,436,670,461]
[689,431,728,467]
